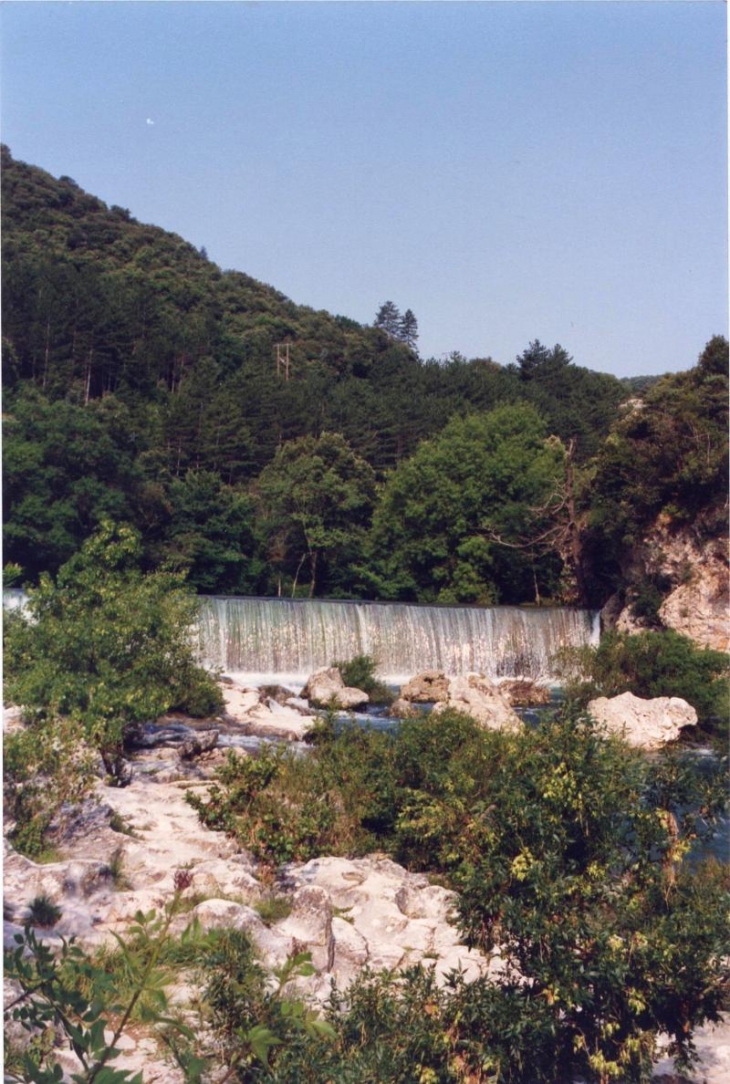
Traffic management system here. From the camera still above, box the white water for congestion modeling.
[196,596,601,685]
[3,589,600,686]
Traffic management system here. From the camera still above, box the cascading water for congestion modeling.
[196,596,601,686]
[3,589,600,685]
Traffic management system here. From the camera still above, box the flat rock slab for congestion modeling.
[222,683,317,739]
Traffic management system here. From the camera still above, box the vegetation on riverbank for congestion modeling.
[3,521,222,852]
[555,629,730,743]
[6,706,728,1084]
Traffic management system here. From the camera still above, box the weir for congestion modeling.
[197,596,601,685]
[2,589,600,685]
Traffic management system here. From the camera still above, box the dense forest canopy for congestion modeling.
[2,146,727,605]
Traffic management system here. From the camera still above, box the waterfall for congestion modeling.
[3,589,600,685]
[197,597,600,685]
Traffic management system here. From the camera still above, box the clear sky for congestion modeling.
[1,1,726,376]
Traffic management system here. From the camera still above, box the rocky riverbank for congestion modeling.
[4,689,727,1083]
[3,702,490,1082]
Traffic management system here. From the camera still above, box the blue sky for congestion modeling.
[1,1,726,376]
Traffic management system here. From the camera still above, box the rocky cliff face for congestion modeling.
[602,515,729,652]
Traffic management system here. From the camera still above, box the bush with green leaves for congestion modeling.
[449,716,729,1083]
[555,628,729,727]
[3,716,98,857]
[188,708,729,1082]
[197,930,336,1079]
[186,718,398,866]
[331,654,394,705]
[4,875,200,1084]
[3,520,223,778]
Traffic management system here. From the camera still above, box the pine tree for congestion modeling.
[400,309,419,351]
[374,301,401,338]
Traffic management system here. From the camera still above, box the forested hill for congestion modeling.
[5,146,723,606]
[1,144,629,467]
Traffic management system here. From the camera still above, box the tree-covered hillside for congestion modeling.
[2,147,724,604]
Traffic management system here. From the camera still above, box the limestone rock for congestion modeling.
[586,691,697,749]
[279,855,489,992]
[179,730,219,759]
[276,885,334,972]
[221,682,317,739]
[602,519,729,653]
[192,898,263,933]
[432,673,522,732]
[400,671,450,703]
[499,679,551,707]
[388,697,421,719]
[259,684,299,706]
[302,667,369,710]
[244,703,314,740]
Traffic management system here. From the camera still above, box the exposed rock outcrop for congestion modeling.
[388,697,421,719]
[498,678,551,707]
[431,673,522,732]
[301,667,369,710]
[586,691,697,749]
[221,682,317,739]
[602,519,729,653]
[280,855,491,998]
[400,671,450,703]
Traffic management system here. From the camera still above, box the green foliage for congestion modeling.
[150,469,262,595]
[105,848,131,891]
[589,338,729,600]
[187,709,729,1082]
[451,716,729,1082]
[3,150,631,598]
[195,930,336,1080]
[4,883,198,1084]
[3,716,98,857]
[253,895,293,927]
[255,432,377,598]
[555,629,729,724]
[3,562,24,586]
[331,654,394,705]
[2,386,141,579]
[262,966,462,1083]
[3,520,222,777]
[25,896,62,929]
[367,404,566,604]
[186,725,397,866]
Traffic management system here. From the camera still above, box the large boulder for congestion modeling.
[586,691,697,749]
[219,682,317,739]
[400,671,450,703]
[283,855,489,992]
[302,668,369,710]
[388,697,421,720]
[432,673,522,732]
[499,679,551,707]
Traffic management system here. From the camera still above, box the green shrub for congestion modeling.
[3,520,223,778]
[26,895,62,929]
[254,895,293,926]
[187,707,729,1082]
[4,880,201,1084]
[331,654,394,705]
[556,629,729,726]
[186,726,397,867]
[3,717,97,857]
